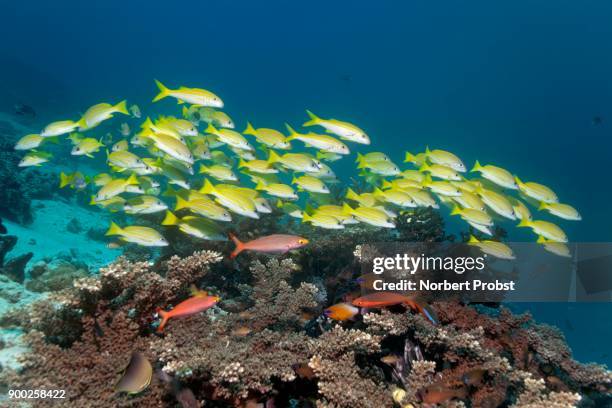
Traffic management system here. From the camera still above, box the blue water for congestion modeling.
[1,0,610,365]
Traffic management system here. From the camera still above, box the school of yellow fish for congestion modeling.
[15,80,581,259]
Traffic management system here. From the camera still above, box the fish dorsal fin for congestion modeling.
[189,285,208,297]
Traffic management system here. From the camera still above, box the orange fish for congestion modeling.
[324,302,359,321]
[229,233,309,258]
[352,292,438,324]
[156,287,220,332]
[418,384,468,404]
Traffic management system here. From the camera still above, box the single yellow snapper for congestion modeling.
[357,159,400,176]
[19,151,53,167]
[120,123,130,136]
[342,203,395,228]
[422,176,462,197]
[305,161,336,180]
[285,124,349,154]
[238,158,278,174]
[450,205,493,226]
[78,100,129,131]
[174,195,232,222]
[453,190,486,212]
[471,161,517,190]
[71,138,104,157]
[518,218,567,242]
[200,107,234,128]
[537,236,571,257]
[468,220,493,236]
[381,178,422,191]
[93,173,113,187]
[398,169,426,183]
[105,222,168,247]
[468,235,515,260]
[200,179,259,219]
[230,146,256,161]
[207,123,253,151]
[309,205,358,224]
[404,151,427,167]
[153,80,223,107]
[316,151,343,162]
[129,104,141,118]
[267,151,321,173]
[124,196,167,214]
[14,134,54,150]
[538,202,581,221]
[40,120,79,137]
[112,140,129,152]
[292,175,330,194]
[514,176,558,203]
[302,212,345,229]
[346,188,378,207]
[107,150,146,170]
[145,132,193,164]
[357,152,391,163]
[401,187,439,209]
[303,110,370,145]
[421,147,466,172]
[95,174,139,201]
[255,181,298,200]
[511,198,532,221]
[419,163,461,181]
[158,116,198,137]
[475,187,516,220]
[89,195,126,212]
[199,164,237,181]
[162,211,225,241]
[243,122,291,149]
[373,188,417,208]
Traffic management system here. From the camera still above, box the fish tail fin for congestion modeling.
[517,217,531,228]
[59,172,72,188]
[342,202,354,215]
[301,212,312,223]
[470,160,482,172]
[538,201,547,211]
[156,308,169,332]
[126,173,139,185]
[267,150,281,164]
[198,164,208,174]
[356,160,367,169]
[404,151,415,163]
[153,80,170,102]
[536,235,547,244]
[76,116,87,130]
[418,162,430,173]
[373,187,384,197]
[514,175,523,186]
[161,210,179,226]
[381,180,392,189]
[205,123,217,134]
[182,106,189,118]
[284,123,298,140]
[89,195,97,205]
[200,178,216,195]
[114,100,129,115]
[174,196,189,211]
[243,122,256,136]
[105,221,123,236]
[303,110,320,127]
[229,233,245,259]
[346,187,359,201]
[421,174,433,187]
[255,181,266,191]
[237,158,246,169]
[468,235,480,243]
[450,205,462,216]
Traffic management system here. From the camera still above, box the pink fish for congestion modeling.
[156,287,220,332]
[229,233,309,258]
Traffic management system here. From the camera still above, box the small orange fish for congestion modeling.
[156,288,220,332]
[324,302,359,321]
[418,384,468,404]
[380,355,401,365]
[229,233,308,258]
[293,363,315,380]
[232,326,252,337]
[352,292,438,324]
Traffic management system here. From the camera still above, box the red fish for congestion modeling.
[352,291,438,324]
[156,288,220,332]
[324,302,359,321]
[229,233,308,258]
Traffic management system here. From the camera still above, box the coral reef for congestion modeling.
[0,234,32,284]
[0,238,610,407]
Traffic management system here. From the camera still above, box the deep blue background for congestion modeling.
[1,0,610,364]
